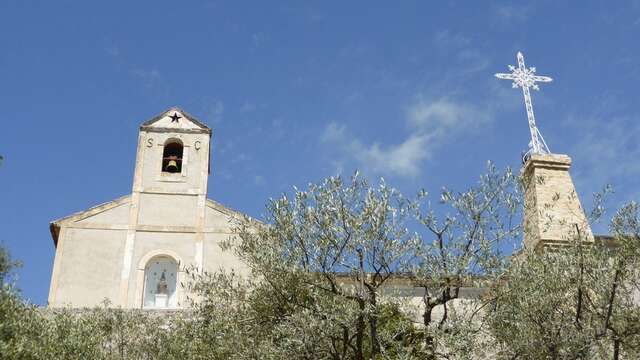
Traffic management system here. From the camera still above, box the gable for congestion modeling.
[140,107,211,134]
[205,199,260,233]
[50,195,131,246]
[76,202,130,225]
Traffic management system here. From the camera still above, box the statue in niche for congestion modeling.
[156,270,168,295]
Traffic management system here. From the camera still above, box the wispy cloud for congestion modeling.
[568,114,640,194]
[231,152,251,164]
[493,4,532,23]
[322,122,430,177]
[239,100,257,113]
[103,43,170,97]
[431,29,490,75]
[456,50,491,74]
[321,97,491,178]
[433,30,470,49]
[560,110,640,233]
[130,69,162,89]
[250,32,270,52]
[280,4,324,24]
[105,45,120,58]
[203,99,224,124]
[407,97,488,131]
[254,175,266,186]
[129,68,170,98]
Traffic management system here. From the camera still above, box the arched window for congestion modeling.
[162,140,183,173]
[142,256,178,309]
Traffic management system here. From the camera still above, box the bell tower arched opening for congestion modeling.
[162,140,183,173]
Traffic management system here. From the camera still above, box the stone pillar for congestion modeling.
[522,153,593,249]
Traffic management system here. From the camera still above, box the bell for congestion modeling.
[166,160,178,172]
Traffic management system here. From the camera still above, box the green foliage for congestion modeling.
[0,246,20,287]
[489,200,640,359]
[412,162,522,358]
[1,170,638,359]
[208,173,428,359]
[0,167,522,359]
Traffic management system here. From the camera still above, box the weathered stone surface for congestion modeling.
[521,153,594,249]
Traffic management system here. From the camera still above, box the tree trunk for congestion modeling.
[355,298,365,360]
[354,248,366,360]
[613,339,620,360]
[423,303,435,358]
[368,289,380,357]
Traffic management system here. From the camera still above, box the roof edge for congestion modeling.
[50,194,131,247]
[206,198,263,226]
[140,106,211,133]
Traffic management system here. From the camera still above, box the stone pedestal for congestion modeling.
[154,294,168,308]
[522,153,593,250]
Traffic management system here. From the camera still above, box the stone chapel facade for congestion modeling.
[48,107,249,309]
[48,107,595,311]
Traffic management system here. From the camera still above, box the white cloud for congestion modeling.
[254,175,266,186]
[322,97,491,178]
[568,114,640,190]
[239,100,256,113]
[560,112,640,230]
[321,122,346,143]
[353,134,431,177]
[455,50,491,74]
[407,97,487,131]
[322,123,429,177]
[433,30,470,48]
[251,33,264,50]
[204,99,224,124]
[231,152,251,164]
[105,45,120,57]
[430,29,491,76]
[494,5,532,23]
[131,69,162,89]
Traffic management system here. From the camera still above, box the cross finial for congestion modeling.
[495,52,553,157]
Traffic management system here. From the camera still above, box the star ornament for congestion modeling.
[169,112,182,123]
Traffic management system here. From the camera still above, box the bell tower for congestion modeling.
[132,107,211,195]
[119,107,212,307]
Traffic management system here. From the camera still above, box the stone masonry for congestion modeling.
[521,153,594,249]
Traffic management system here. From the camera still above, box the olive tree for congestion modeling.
[488,198,640,359]
[215,173,423,359]
[186,165,522,360]
[410,162,522,359]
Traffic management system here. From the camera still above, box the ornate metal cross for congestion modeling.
[495,52,553,155]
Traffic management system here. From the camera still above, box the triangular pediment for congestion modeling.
[141,107,211,133]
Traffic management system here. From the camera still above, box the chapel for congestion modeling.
[47,102,595,311]
[48,107,250,309]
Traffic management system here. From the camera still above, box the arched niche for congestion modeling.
[135,250,184,309]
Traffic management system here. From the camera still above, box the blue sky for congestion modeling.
[2,1,640,304]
